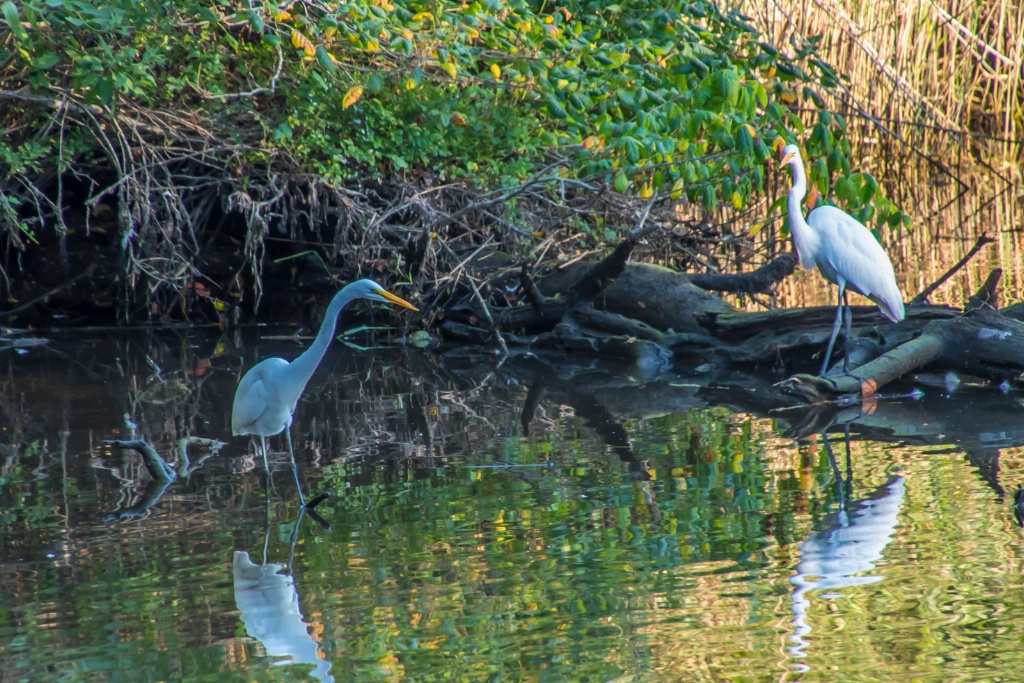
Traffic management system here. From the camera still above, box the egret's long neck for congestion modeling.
[281,287,357,406]
[786,157,817,267]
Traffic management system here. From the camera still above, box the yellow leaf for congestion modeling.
[490,63,501,79]
[731,191,744,211]
[440,61,457,78]
[272,10,292,21]
[543,15,554,24]
[412,12,433,22]
[581,135,601,150]
[324,26,337,39]
[291,30,316,57]
[365,38,380,52]
[342,86,364,109]
[405,77,416,90]
[747,221,765,237]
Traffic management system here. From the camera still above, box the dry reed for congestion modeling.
[735,0,1024,163]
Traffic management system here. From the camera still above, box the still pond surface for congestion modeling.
[2,329,1024,682]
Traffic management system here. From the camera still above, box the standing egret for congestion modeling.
[779,144,905,375]
[232,279,418,505]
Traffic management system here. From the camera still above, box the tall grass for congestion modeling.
[737,0,1023,164]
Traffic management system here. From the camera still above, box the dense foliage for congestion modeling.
[0,0,915,324]
[1,1,906,221]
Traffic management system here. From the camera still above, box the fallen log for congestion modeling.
[776,276,1024,402]
[438,223,1024,395]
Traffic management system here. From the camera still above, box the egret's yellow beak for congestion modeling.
[779,150,796,167]
[375,288,419,312]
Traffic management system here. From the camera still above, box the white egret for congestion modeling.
[779,144,905,375]
[232,279,418,505]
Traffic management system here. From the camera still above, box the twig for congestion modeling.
[100,439,176,483]
[0,264,97,318]
[965,268,1002,311]
[468,277,508,357]
[425,159,570,233]
[910,233,995,304]
[520,264,547,311]
[629,194,659,239]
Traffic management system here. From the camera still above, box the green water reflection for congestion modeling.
[1,332,1024,682]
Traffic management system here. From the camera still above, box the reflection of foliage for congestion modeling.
[303,406,787,680]
[6,344,1024,680]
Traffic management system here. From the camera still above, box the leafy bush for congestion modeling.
[1,1,900,213]
[0,0,909,323]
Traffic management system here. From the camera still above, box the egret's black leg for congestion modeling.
[821,431,848,524]
[259,436,271,505]
[842,289,853,373]
[285,427,307,507]
[843,422,855,501]
[821,284,845,376]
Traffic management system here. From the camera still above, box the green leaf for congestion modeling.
[860,174,877,204]
[623,137,640,163]
[247,10,265,34]
[613,169,628,193]
[546,96,568,119]
[273,121,293,141]
[737,125,753,153]
[315,46,337,73]
[31,53,61,70]
[2,2,26,41]
[702,185,716,213]
[812,157,828,195]
[196,8,219,24]
[96,76,114,105]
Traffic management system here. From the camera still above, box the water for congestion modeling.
[2,330,1023,682]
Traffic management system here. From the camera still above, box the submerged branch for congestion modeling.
[911,233,995,304]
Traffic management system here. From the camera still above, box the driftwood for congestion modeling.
[689,253,798,295]
[439,225,1022,401]
[777,272,1024,402]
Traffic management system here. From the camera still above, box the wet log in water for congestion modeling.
[440,232,1024,402]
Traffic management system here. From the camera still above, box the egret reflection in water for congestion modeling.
[233,496,334,682]
[788,431,906,671]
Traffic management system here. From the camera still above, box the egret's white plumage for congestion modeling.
[780,144,904,375]
[232,279,418,504]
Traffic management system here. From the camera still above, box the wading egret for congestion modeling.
[232,279,418,505]
[779,144,904,375]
